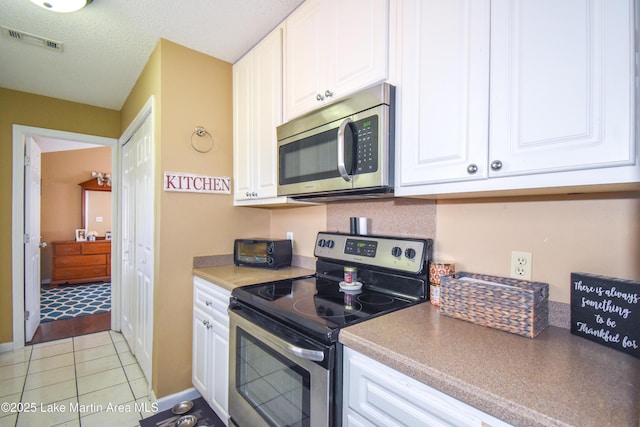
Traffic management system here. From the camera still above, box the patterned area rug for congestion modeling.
[40,282,111,322]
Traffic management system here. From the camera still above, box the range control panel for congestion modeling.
[314,232,432,274]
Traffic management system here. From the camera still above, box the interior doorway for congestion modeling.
[11,125,118,350]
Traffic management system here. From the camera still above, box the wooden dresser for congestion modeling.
[51,240,111,285]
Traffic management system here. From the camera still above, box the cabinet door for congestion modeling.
[284,0,326,119]
[331,0,389,101]
[397,0,490,187]
[192,306,211,399]
[344,347,512,427]
[210,321,229,424]
[253,27,283,200]
[284,0,390,120]
[489,0,636,177]
[232,52,254,202]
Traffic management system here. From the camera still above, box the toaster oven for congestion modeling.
[233,239,292,269]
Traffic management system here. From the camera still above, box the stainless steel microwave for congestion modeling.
[277,83,395,200]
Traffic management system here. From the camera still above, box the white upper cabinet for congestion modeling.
[396,0,638,197]
[233,27,290,206]
[396,0,491,186]
[489,0,636,176]
[284,0,390,120]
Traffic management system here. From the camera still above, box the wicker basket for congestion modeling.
[440,272,549,338]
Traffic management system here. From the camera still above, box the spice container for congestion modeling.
[429,262,455,307]
[344,266,358,284]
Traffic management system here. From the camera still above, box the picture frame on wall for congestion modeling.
[75,229,87,241]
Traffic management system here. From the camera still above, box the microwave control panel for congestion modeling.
[354,116,379,174]
[314,232,431,274]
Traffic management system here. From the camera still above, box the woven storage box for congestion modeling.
[440,272,549,338]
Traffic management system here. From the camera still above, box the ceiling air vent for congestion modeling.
[1,26,63,52]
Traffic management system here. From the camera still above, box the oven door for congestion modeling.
[228,306,334,427]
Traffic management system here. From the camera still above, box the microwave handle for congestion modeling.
[337,117,353,182]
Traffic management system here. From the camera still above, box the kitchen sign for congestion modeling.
[164,171,230,194]
[570,272,639,358]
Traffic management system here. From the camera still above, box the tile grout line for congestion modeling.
[14,346,33,427]
[109,331,144,424]
[72,336,82,427]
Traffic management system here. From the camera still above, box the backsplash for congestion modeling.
[326,198,436,239]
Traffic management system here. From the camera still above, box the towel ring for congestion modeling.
[191,126,213,153]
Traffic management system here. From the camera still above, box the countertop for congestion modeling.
[193,264,315,292]
[340,302,640,427]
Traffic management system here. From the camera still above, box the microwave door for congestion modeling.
[278,125,354,196]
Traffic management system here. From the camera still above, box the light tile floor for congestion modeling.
[0,331,155,427]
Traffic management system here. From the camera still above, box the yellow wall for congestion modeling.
[271,192,640,304]
[0,88,120,343]
[40,146,112,281]
[121,39,271,397]
[435,192,640,302]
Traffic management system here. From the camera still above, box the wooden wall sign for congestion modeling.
[163,172,230,194]
[571,272,639,358]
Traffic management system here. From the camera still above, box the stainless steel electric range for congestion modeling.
[228,232,433,427]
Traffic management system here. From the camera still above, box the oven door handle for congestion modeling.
[286,344,325,362]
[260,332,325,362]
[337,117,353,182]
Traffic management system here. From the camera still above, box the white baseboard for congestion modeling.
[154,387,201,413]
[0,341,15,353]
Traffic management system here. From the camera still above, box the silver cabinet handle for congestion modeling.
[337,117,353,182]
[205,301,212,306]
[467,164,478,174]
[324,89,333,98]
[491,160,503,170]
[316,93,324,101]
[202,319,212,329]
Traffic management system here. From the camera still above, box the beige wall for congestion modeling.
[0,88,120,343]
[40,146,112,281]
[121,39,271,398]
[272,192,640,304]
[435,192,640,303]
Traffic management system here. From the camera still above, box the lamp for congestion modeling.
[29,0,93,13]
[91,171,111,187]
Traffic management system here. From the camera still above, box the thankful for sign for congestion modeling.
[163,172,230,194]
[570,272,639,358]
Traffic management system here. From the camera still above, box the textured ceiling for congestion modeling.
[0,0,303,110]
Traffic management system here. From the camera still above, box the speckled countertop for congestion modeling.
[193,264,315,292]
[339,302,640,427]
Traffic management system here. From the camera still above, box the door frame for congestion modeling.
[11,125,117,350]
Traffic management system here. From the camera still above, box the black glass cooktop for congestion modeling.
[231,275,424,344]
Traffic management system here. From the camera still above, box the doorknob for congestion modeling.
[39,242,47,248]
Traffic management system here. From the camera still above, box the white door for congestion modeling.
[24,137,42,342]
[120,137,135,347]
[134,116,154,383]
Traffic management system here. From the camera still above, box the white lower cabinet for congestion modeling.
[192,276,230,425]
[343,347,512,427]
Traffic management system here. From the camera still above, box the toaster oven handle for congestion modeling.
[337,117,353,182]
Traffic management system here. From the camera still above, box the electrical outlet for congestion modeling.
[286,231,293,241]
[510,251,532,280]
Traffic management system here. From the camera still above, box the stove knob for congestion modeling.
[391,246,402,257]
[318,239,326,247]
[405,248,416,259]
[326,240,335,249]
